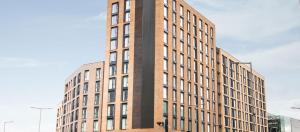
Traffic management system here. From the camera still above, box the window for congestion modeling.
[125,0,130,11]
[163,87,168,99]
[123,63,128,74]
[207,101,210,110]
[83,83,88,94]
[164,0,168,5]
[93,121,99,132]
[111,15,118,25]
[163,101,168,115]
[180,29,184,41]
[188,95,191,105]
[172,51,176,62]
[173,63,176,75]
[180,54,183,65]
[206,67,209,77]
[110,40,117,50]
[172,25,176,36]
[200,99,204,109]
[110,52,117,63]
[107,105,115,117]
[122,103,128,116]
[124,24,130,36]
[180,41,184,52]
[180,67,184,78]
[206,78,209,88]
[124,36,129,48]
[94,107,99,119]
[173,90,177,101]
[109,65,116,76]
[164,6,168,18]
[180,119,184,131]
[164,32,168,44]
[187,11,190,21]
[111,27,118,38]
[180,79,184,91]
[96,68,101,80]
[205,45,208,55]
[205,24,208,34]
[107,119,114,130]
[121,118,127,130]
[172,12,176,24]
[108,91,115,102]
[179,5,183,16]
[173,77,177,89]
[187,22,190,33]
[122,76,128,88]
[109,78,116,90]
[122,89,128,101]
[82,108,87,119]
[94,94,100,105]
[199,19,202,30]
[180,18,183,28]
[164,46,168,58]
[173,118,177,130]
[163,59,168,71]
[164,19,168,31]
[124,12,130,22]
[81,121,87,132]
[163,73,168,86]
[123,50,129,62]
[112,3,119,14]
[84,70,89,81]
[173,104,177,116]
[180,106,184,117]
[172,0,176,11]
[180,93,184,104]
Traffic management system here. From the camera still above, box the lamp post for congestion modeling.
[291,107,300,110]
[30,106,52,132]
[3,121,13,132]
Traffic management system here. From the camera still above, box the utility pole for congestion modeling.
[30,106,52,132]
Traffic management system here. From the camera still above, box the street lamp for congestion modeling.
[291,107,300,110]
[30,106,52,132]
[3,121,13,132]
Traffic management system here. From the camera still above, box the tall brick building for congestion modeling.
[56,0,267,132]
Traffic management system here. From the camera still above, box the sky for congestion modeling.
[0,0,299,132]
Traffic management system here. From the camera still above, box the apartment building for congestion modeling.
[102,0,218,131]
[56,102,64,132]
[56,0,267,132]
[56,62,104,132]
[216,48,267,132]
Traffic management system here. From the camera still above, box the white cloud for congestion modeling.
[187,0,300,41]
[235,41,300,72]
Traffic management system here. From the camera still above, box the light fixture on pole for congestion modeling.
[30,106,52,132]
[3,121,13,132]
[291,107,300,110]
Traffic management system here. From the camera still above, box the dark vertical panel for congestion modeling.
[141,0,155,128]
[132,0,155,128]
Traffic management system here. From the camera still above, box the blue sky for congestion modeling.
[0,0,299,131]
